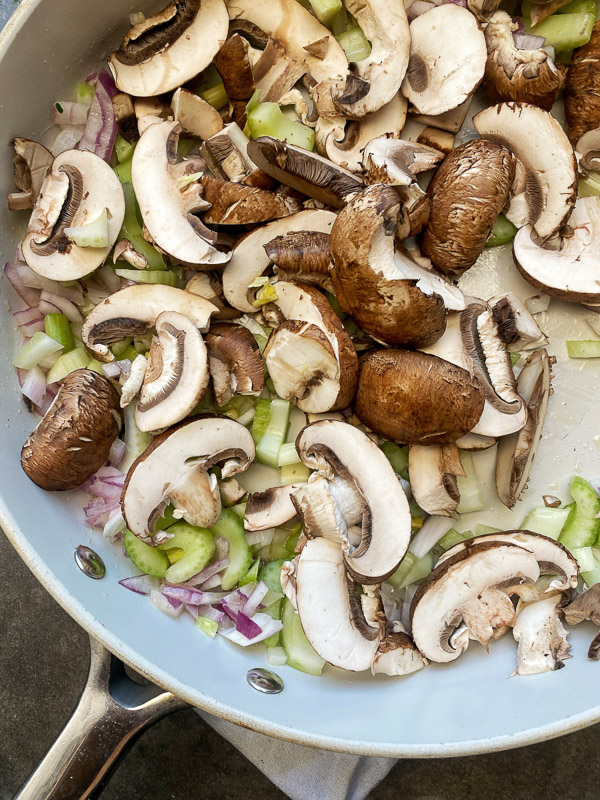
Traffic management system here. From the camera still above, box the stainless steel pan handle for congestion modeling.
[14,635,188,800]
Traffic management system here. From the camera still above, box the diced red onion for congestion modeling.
[79,69,118,163]
[102,362,122,379]
[197,604,224,623]
[198,573,222,590]
[4,263,41,307]
[442,0,467,5]
[51,125,85,155]
[21,366,46,409]
[116,359,132,375]
[39,290,83,322]
[512,16,525,32]
[513,31,545,50]
[14,307,43,326]
[13,263,85,304]
[245,529,275,548]
[96,263,122,293]
[161,585,228,605]
[220,613,283,646]
[108,438,126,468]
[182,558,229,587]
[524,294,550,314]
[52,101,90,126]
[241,580,269,617]
[184,603,200,619]
[406,0,435,20]
[95,465,125,485]
[236,611,262,638]
[215,536,230,560]
[83,278,111,306]
[119,575,160,595]
[150,589,184,618]
[84,497,121,527]
[38,386,57,416]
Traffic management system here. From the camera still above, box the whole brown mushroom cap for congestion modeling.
[21,370,121,491]
[354,349,485,445]
[420,138,516,277]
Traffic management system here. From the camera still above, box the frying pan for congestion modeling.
[3,0,600,796]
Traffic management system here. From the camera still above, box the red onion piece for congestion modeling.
[512,31,545,50]
[52,126,84,155]
[21,366,46,408]
[241,580,269,617]
[4,263,41,307]
[108,438,126,468]
[102,362,122,379]
[182,558,229,587]
[220,613,283,646]
[52,101,90,126]
[198,573,222,590]
[95,465,125,485]
[161,585,228,605]
[150,589,184,618]
[79,69,118,163]
[245,529,274,548]
[406,0,435,20]
[513,16,525,32]
[197,604,225,623]
[13,263,85,304]
[236,611,262,638]
[119,575,160,595]
[442,0,467,5]
[39,290,83,322]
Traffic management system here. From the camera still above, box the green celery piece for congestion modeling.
[119,183,166,269]
[523,12,595,52]
[281,598,325,675]
[76,81,95,104]
[557,0,596,16]
[195,64,228,109]
[210,508,254,590]
[111,338,133,358]
[239,557,261,586]
[438,529,474,551]
[280,463,311,485]
[262,598,283,647]
[115,344,140,362]
[114,159,132,184]
[115,133,135,164]
[259,559,286,595]
[247,102,315,151]
[277,442,301,467]
[158,523,215,583]
[387,552,417,589]
[325,291,345,320]
[559,476,600,551]
[571,545,596,572]
[308,0,342,25]
[155,504,178,532]
[510,352,521,367]
[230,502,247,519]
[397,552,433,589]
[336,26,371,62]
[114,268,178,286]
[124,529,169,578]
[486,214,517,248]
[46,347,89,384]
[330,5,350,34]
[474,524,502,536]
[256,398,291,467]
[200,82,228,110]
[579,173,600,197]
[13,331,63,370]
[252,284,279,308]
[86,357,104,374]
[567,340,600,358]
[582,554,600,586]
[456,451,485,514]
[380,441,409,479]
[246,89,260,117]
[195,616,219,637]
[44,314,74,352]
[520,506,571,539]
[252,397,271,444]
[120,400,152,474]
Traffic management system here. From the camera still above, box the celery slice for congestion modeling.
[280,463,311,485]
[252,397,271,444]
[115,133,135,164]
[256,398,291,467]
[387,552,417,589]
[252,284,279,308]
[157,523,215,583]
[438,529,474,551]
[582,554,600,586]
[119,183,166,269]
[195,616,219,637]
[330,6,350,35]
[44,313,74,352]
[556,0,597,15]
[239,557,261,586]
[45,347,89,384]
[277,442,301,467]
[114,268,178,286]
[336,26,371,62]
[456,451,485,513]
[65,209,109,248]
[559,476,600,551]
[486,214,517,248]
[520,506,570,539]
[579,173,600,197]
[380,441,409,479]
[210,508,254,590]
[124,529,169,578]
[14,331,63,370]
[523,11,595,52]
[76,81,95,104]
[86,358,104,374]
[567,340,600,358]
[247,102,315,151]
[308,0,342,25]
[571,545,596,572]
[259,559,286,595]
[262,598,283,647]
[120,400,152,474]
[114,159,132,184]
[281,598,325,675]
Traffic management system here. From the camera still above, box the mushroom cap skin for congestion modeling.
[264,230,332,290]
[222,209,337,313]
[121,415,255,545]
[213,33,255,126]
[410,541,540,663]
[205,322,264,407]
[371,632,428,676]
[354,349,485,446]
[484,11,564,111]
[330,184,466,349]
[21,149,125,281]
[565,22,600,143]
[408,443,465,517]
[361,136,445,187]
[262,282,358,413]
[437,531,579,593]
[295,537,382,671]
[315,95,407,173]
[21,370,121,491]
[108,0,229,97]
[402,5,487,117]
[135,311,210,433]
[513,595,571,675]
[420,139,516,277]
[495,349,551,509]
[513,196,600,304]
[171,88,223,140]
[296,419,412,583]
[81,284,218,362]
[200,175,300,226]
[490,291,548,352]
[473,102,577,244]
[131,120,229,268]
[563,584,600,631]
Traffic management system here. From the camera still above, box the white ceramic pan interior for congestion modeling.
[2,0,600,758]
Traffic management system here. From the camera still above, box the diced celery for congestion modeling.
[280,463,311,485]
[277,442,301,467]
[76,81,96,104]
[557,0,597,16]
[200,83,228,110]
[438,529,474,551]
[521,506,571,539]
[262,598,283,647]
[582,554,600,587]
[119,182,166,269]
[111,338,133,358]
[259,559,286,595]
[523,12,595,52]
[267,646,288,666]
[163,546,184,565]
[155,504,178,532]
[456,451,485,514]
[308,0,342,25]
[211,508,254,590]
[114,159,132,184]
[486,214,517,248]
[230,502,247,519]
[567,340,600,358]
[45,347,89,384]
[474,524,502,536]
[571,545,596,572]
[336,26,371,62]
[252,397,271,444]
[87,358,104,374]
[124,529,169,578]
[239,557,261,586]
[246,89,260,117]
[114,268,178,286]
[13,331,63,370]
[281,598,325,675]
[387,552,417,589]
[256,398,291,467]
[120,400,152,474]
[559,476,600,551]
[44,313,74,352]
[115,133,135,164]
[247,102,315,151]
[252,284,279,308]
[65,209,109,248]
[398,552,433,589]
[157,523,215,583]
[380,441,409,479]
[330,5,350,34]
[195,616,219,637]
[510,353,521,367]
[579,173,600,197]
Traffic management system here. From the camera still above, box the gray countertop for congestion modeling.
[2,2,600,797]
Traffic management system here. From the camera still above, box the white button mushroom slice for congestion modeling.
[244,484,303,531]
[218,478,246,507]
[222,209,337,313]
[213,33,256,127]
[436,531,578,594]
[134,311,210,433]
[408,443,466,517]
[512,595,571,675]
[289,473,364,547]
[410,542,540,663]
[261,282,358,414]
[296,537,383,671]
[315,94,407,173]
[281,558,298,609]
[454,432,497,451]
[171,88,223,140]
[361,136,444,187]
[490,292,549,352]
[563,585,600,660]
[131,120,229,268]
[205,322,264,407]
[225,0,348,114]
[21,149,125,281]
[120,354,148,408]
[108,0,229,97]
[121,416,255,545]
[496,349,552,509]
[113,239,149,270]
[82,285,218,362]
[11,137,54,203]
[296,420,412,583]
[410,96,473,134]
[200,123,258,183]
[402,5,487,117]
[513,196,600,304]
[460,587,517,648]
[371,632,428,677]
[467,0,502,21]
[473,102,577,244]
[576,128,600,176]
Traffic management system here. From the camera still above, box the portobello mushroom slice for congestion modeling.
[205,322,264,407]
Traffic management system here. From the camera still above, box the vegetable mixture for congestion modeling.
[6,0,600,678]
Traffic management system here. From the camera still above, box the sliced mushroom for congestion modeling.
[411,541,540,663]
[371,632,428,676]
[205,322,264,406]
[113,239,149,270]
[454,432,497,451]
[10,137,53,209]
[315,95,407,172]
[262,282,357,413]
[355,349,485,445]
[565,22,600,144]
[131,120,229,268]
[467,0,502,21]
[576,128,600,175]
[496,349,552,509]
[513,196,600,304]
[120,354,148,408]
[296,419,412,583]
[563,585,600,660]
[421,139,516,276]
[171,88,223,140]
[21,149,125,281]
[200,175,300,225]
[264,231,332,290]
[121,415,255,544]
[108,0,229,97]
[290,472,364,543]
[200,123,258,183]
[213,33,255,126]
[410,96,473,134]
[21,370,121,491]
[490,292,549,351]
[361,136,444,187]
[222,209,337,313]
[244,484,303,531]
[513,595,571,675]
[408,443,465,517]
[112,93,139,143]
[186,273,240,320]
[473,102,577,245]
[134,96,172,135]
[484,11,564,111]
[416,127,455,155]
[330,184,465,349]
[402,5,486,116]
[295,537,382,671]
[247,137,363,208]
[81,284,217,362]
[134,311,210,432]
